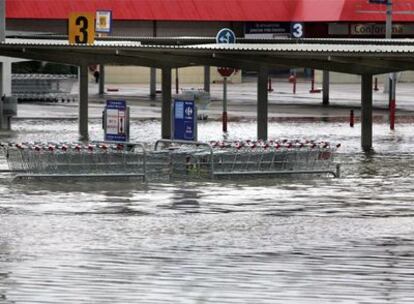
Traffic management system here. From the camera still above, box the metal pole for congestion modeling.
[0,0,5,130]
[361,74,373,152]
[204,66,210,93]
[0,0,6,42]
[78,65,89,141]
[257,67,269,141]
[161,67,172,139]
[385,0,397,129]
[222,77,228,133]
[383,0,393,94]
[0,0,5,42]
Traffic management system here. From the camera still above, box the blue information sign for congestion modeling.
[105,100,128,142]
[173,100,196,141]
[216,28,237,44]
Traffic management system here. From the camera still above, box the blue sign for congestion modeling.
[291,22,305,38]
[174,100,196,141]
[105,100,128,142]
[216,28,236,44]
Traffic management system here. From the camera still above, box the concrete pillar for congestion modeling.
[0,62,3,97]
[204,66,210,93]
[161,67,172,139]
[361,74,373,152]
[322,70,330,106]
[150,68,156,99]
[257,67,269,141]
[78,65,89,141]
[98,64,105,96]
[0,63,2,128]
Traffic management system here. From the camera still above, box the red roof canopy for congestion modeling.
[6,0,414,22]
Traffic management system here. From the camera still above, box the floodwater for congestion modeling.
[1,119,414,304]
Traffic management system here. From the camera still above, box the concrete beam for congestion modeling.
[161,67,172,139]
[257,66,269,141]
[331,56,414,74]
[78,64,89,141]
[361,74,373,152]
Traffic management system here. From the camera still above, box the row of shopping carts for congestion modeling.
[0,139,341,181]
[12,74,77,103]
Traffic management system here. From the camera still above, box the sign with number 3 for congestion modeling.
[68,12,95,45]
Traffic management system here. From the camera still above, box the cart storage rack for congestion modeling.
[1,139,340,180]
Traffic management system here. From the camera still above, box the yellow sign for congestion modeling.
[68,12,95,45]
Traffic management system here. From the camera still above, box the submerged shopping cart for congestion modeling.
[2,142,147,179]
[1,139,340,181]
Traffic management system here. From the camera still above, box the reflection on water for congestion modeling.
[1,120,414,303]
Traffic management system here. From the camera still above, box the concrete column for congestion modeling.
[0,62,2,129]
[322,70,330,106]
[98,64,105,96]
[257,67,269,141]
[361,74,373,152]
[0,62,3,97]
[204,66,210,93]
[150,68,156,99]
[78,65,89,141]
[161,67,172,139]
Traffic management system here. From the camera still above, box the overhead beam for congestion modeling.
[233,54,393,75]
[330,56,411,74]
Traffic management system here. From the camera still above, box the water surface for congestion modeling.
[1,119,414,303]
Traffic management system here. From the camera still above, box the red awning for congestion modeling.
[5,0,414,22]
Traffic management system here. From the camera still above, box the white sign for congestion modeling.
[291,23,304,38]
[96,10,112,33]
[106,109,120,134]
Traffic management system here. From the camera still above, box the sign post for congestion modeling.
[104,100,129,142]
[173,99,197,141]
[216,28,236,134]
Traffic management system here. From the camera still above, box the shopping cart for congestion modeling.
[2,139,340,181]
[152,139,340,180]
[4,141,146,180]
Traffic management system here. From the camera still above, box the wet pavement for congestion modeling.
[14,78,414,121]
